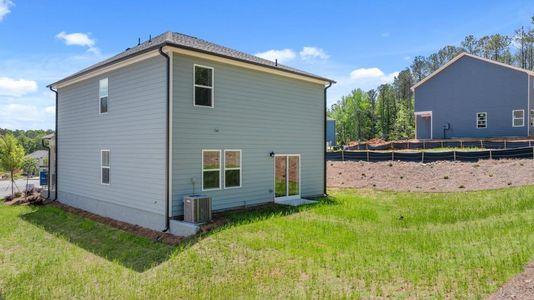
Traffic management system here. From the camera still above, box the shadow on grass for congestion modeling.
[20,205,176,273]
[19,196,337,273]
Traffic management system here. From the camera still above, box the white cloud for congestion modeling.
[56,31,100,55]
[380,71,400,84]
[0,103,55,130]
[349,67,399,84]
[350,67,384,80]
[0,0,13,21]
[255,49,296,63]
[403,56,411,61]
[45,106,55,113]
[299,47,329,60]
[381,33,390,38]
[0,77,37,97]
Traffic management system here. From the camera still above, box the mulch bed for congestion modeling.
[4,192,44,206]
[49,202,230,245]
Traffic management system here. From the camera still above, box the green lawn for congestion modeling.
[2,187,534,298]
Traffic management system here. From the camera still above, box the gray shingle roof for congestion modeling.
[50,32,334,86]
[27,150,48,160]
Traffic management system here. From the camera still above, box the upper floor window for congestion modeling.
[513,109,525,127]
[194,65,214,108]
[99,78,108,114]
[476,112,487,129]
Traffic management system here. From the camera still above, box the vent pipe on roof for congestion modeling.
[275,59,278,66]
[149,34,152,42]
[138,38,140,46]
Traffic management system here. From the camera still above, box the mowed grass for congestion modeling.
[2,187,534,299]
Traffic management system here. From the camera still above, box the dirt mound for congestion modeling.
[328,159,534,192]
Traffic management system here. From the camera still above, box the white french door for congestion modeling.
[274,154,301,200]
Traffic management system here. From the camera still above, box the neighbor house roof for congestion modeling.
[411,52,534,90]
[50,32,335,87]
[27,150,48,160]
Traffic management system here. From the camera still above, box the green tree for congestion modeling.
[0,134,26,197]
[376,84,396,140]
[22,157,39,193]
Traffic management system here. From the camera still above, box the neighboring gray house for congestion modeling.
[27,150,48,170]
[48,32,334,235]
[413,52,534,139]
[327,118,336,146]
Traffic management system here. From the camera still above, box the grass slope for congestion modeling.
[2,187,534,299]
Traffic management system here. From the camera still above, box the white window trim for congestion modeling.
[99,78,109,114]
[224,149,242,189]
[476,112,487,129]
[193,64,214,108]
[100,149,110,185]
[202,149,221,191]
[512,109,525,127]
[273,154,302,201]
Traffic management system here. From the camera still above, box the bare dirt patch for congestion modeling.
[489,261,534,299]
[328,159,534,192]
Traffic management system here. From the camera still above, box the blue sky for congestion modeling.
[1,0,533,129]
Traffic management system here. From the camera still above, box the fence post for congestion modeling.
[460,140,463,148]
[407,141,410,149]
[453,151,456,161]
[342,149,345,161]
[422,151,425,163]
[530,140,532,147]
[423,140,426,149]
[489,149,492,160]
[391,151,394,161]
[366,150,370,162]
[480,140,483,148]
[441,141,444,148]
[504,140,507,149]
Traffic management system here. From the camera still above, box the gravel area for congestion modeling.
[327,159,534,192]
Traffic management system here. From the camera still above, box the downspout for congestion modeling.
[158,45,171,232]
[49,86,58,201]
[323,82,332,196]
[42,138,51,200]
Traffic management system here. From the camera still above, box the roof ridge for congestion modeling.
[49,31,334,87]
[412,52,534,90]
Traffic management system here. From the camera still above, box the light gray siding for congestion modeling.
[171,54,325,216]
[415,55,529,139]
[57,56,167,230]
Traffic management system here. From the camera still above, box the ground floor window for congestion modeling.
[101,150,110,185]
[476,112,487,128]
[202,150,221,191]
[513,109,525,127]
[224,150,241,189]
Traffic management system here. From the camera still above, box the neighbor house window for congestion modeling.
[476,112,487,128]
[224,150,241,189]
[202,150,221,190]
[530,110,534,126]
[194,65,214,107]
[99,78,108,114]
[513,110,525,127]
[101,150,110,185]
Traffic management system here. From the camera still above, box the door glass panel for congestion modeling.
[275,156,287,198]
[288,156,300,196]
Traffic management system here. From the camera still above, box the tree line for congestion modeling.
[329,14,534,145]
[0,128,54,154]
